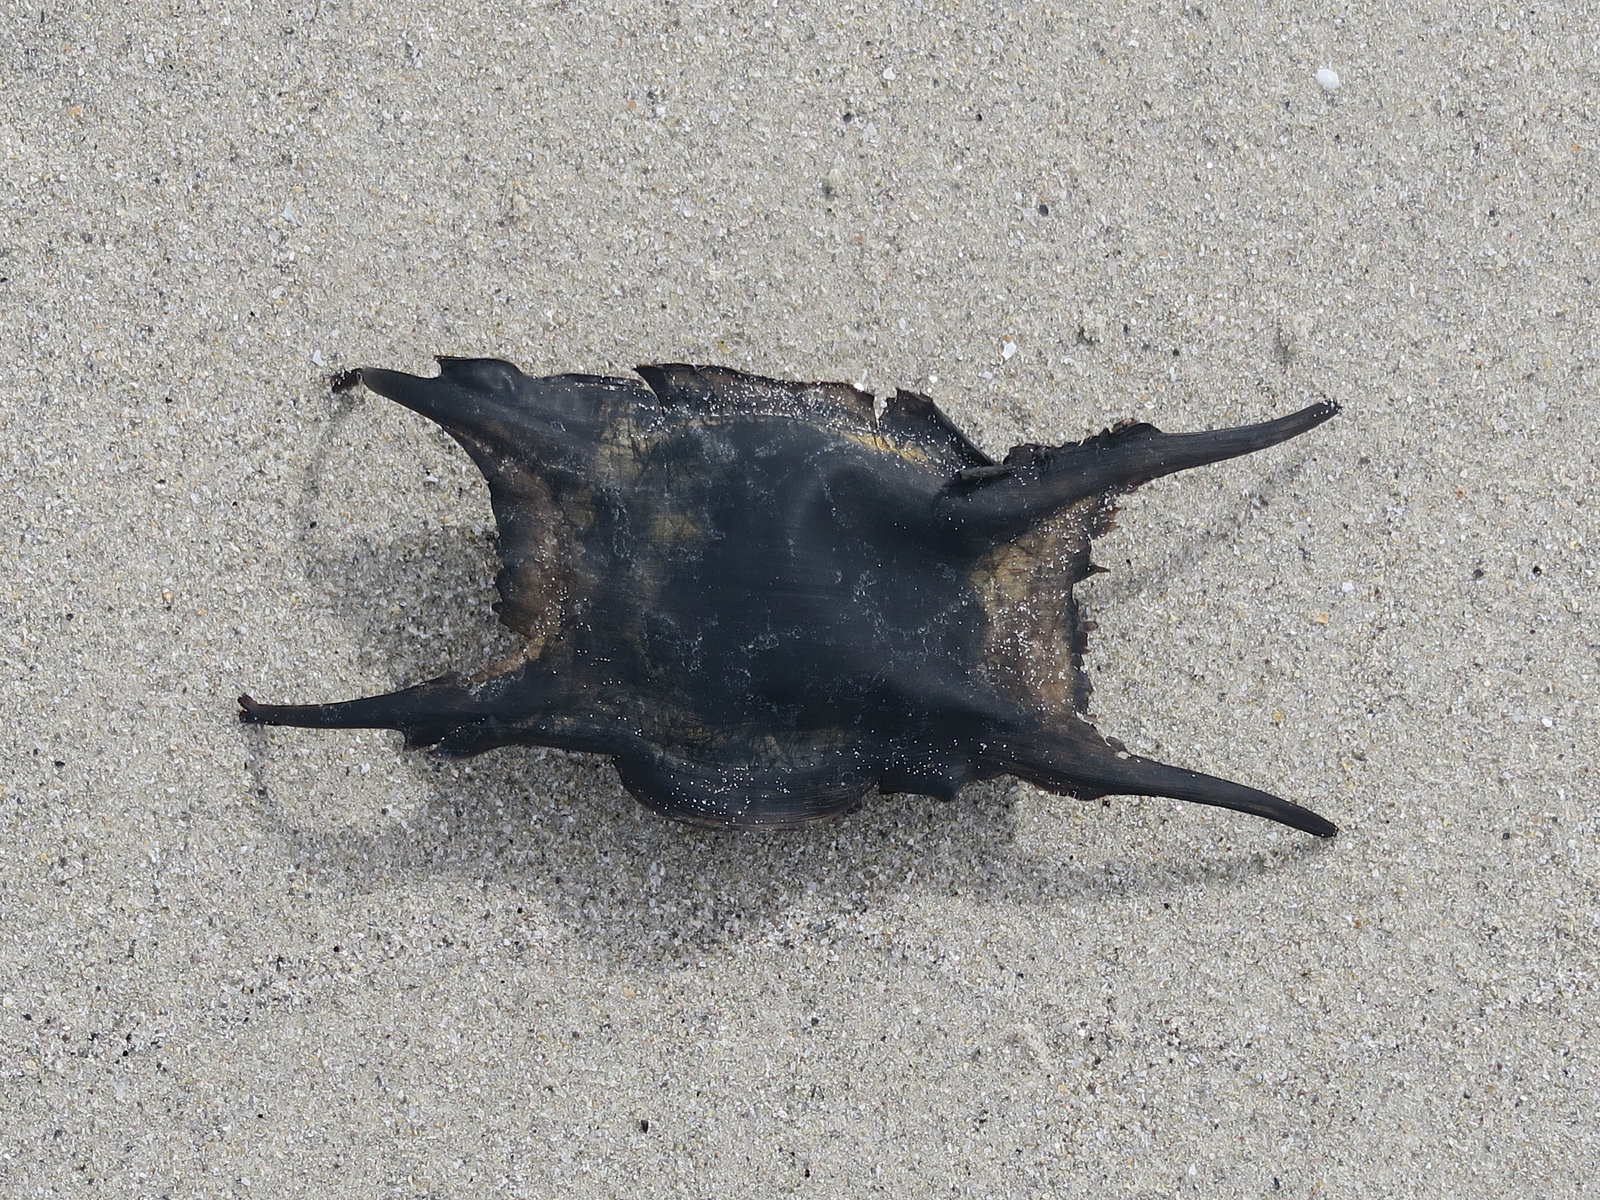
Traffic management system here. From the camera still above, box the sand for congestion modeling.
[2,2,1596,1195]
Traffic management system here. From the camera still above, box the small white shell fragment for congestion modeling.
[1002,338,1019,361]
[1316,67,1341,92]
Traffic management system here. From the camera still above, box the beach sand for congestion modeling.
[3,2,1595,1194]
